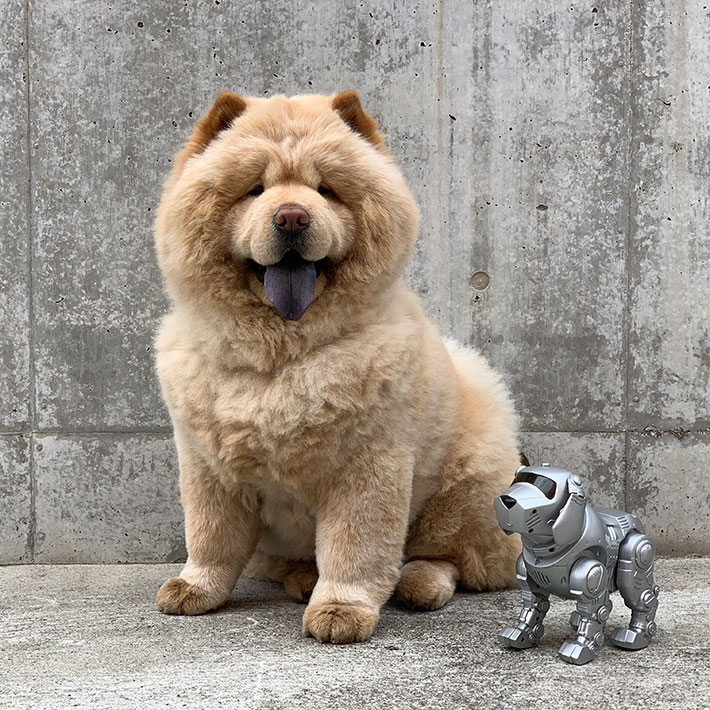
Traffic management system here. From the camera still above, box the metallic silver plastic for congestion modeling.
[494,463,659,665]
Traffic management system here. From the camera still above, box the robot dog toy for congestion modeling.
[494,464,659,665]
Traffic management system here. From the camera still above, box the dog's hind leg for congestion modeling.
[610,532,660,650]
[404,473,520,595]
[394,559,459,610]
[283,562,319,602]
[392,340,520,611]
[244,549,319,603]
[425,340,522,593]
[400,468,520,613]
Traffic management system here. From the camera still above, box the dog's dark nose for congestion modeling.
[500,495,517,510]
[273,205,310,234]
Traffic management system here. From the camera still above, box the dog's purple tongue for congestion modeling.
[264,252,317,321]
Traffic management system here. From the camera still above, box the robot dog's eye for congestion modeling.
[513,472,557,499]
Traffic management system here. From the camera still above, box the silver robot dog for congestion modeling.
[494,464,659,665]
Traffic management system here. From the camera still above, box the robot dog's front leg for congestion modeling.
[499,555,550,649]
[558,558,613,665]
[610,532,659,650]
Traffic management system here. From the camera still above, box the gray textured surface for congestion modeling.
[627,431,710,556]
[1,559,708,710]
[1,1,709,561]
[0,435,31,562]
[447,2,629,432]
[29,1,171,431]
[0,0,30,430]
[518,432,625,510]
[33,434,184,563]
[628,0,710,430]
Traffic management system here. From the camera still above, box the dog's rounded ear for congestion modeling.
[177,92,247,168]
[332,90,385,146]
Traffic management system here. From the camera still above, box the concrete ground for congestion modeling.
[1,559,708,710]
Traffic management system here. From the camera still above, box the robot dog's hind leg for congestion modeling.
[499,555,550,649]
[558,559,613,665]
[610,532,659,650]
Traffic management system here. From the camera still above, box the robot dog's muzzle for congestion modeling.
[494,482,553,536]
[500,495,516,509]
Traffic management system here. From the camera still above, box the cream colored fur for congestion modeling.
[153,91,520,643]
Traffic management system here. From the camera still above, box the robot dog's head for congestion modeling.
[494,464,587,547]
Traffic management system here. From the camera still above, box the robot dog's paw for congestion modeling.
[610,624,654,650]
[498,624,543,649]
[558,640,597,665]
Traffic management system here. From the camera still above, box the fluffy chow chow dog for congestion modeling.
[154,90,520,643]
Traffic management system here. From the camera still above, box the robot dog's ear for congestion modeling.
[552,488,586,546]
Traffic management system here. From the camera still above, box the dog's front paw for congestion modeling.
[302,602,379,644]
[156,577,213,615]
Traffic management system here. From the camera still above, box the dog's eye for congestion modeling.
[248,185,264,197]
[317,185,336,199]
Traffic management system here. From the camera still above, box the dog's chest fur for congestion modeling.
[157,312,421,490]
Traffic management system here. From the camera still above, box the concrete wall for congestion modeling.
[1,1,708,562]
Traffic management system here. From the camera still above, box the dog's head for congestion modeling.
[494,465,588,547]
[155,91,419,324]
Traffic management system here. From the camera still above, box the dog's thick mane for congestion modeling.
[154,92,420,370]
